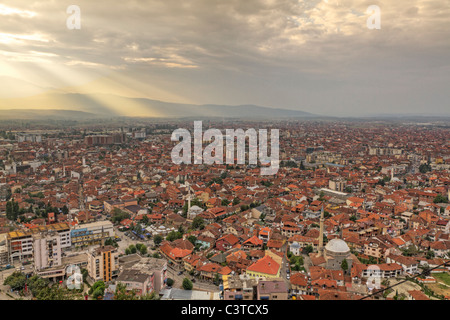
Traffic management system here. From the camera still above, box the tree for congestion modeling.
[182,278,193,290]
[187,235,197,246]
[6,199,19,221]
[166,278,174,287]
[89,281,105,300]
[303,245,314,254]
[419,163,431,174]
[111,208,130,224]
[3,272,26,291]
[300,161,305,170]
[433,195,448,204]
[153,234,163,246]
[213,273,221,286]
[61,205,69,215]
[128,244,137,254]
[192,216,205,230]
[139,244,147,255]
[426,250,435,260]
[318,191,325,201]
[341,259,349,273]
[26,275,50,297]
[166,231,183,242]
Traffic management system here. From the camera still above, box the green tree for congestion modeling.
[3,272,26,291]
[139,244,147,255]
[89,281,105,300]
[182,278,193,290]
[433,195,448,204]
[128,244,137,254]
[187,235,197,246]
[153,234,163,246]
[303,245,314,254]
[192,216,205,230]
[166,231,183,242]
[166,278,174,287]
[114,282,137,300]
[111,208,131,224]
[341,259,349,273]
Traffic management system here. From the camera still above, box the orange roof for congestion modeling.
[247,255,280,275]
[243,235,263,246]
[169,247,192,259]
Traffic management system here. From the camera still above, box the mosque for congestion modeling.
[310,206,353,274]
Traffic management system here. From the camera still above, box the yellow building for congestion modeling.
[87,245,119,282]
[246,255,281,279]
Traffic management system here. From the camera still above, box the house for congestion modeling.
[290,273,309,296]
[216,234,240,251]
[246,255,281,279]
[256,280,288,300]
[242,235,263,250]
[386,254,419,275]
[407,290,430,300]
[429,241,450,257]
[116,269,154,296]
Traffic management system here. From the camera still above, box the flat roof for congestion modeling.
[8,222,70,239]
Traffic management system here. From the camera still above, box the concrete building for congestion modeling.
[87,245,119,283]
[33,230,65,280]
[70,220,114,247]
[33,230,62,270]
[256,280,288,300]
[0,233,8,265]
[116,257,168,295]
[7,223,71,263]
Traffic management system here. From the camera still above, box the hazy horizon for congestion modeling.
[0,1,449,117]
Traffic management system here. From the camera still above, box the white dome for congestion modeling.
[325,239,350,253]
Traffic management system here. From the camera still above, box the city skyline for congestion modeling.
[0,1,449,117]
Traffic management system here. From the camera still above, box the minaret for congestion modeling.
[101,226,105,247]
[317,205,325,257]
[187,182,192,214]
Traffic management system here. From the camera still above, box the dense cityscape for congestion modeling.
[0,119,449,301]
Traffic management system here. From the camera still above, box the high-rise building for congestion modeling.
[87,245,119,282]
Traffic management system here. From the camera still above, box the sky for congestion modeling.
[0,0,449,117]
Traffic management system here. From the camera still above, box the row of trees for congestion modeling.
[3,273,85,300]
[125,243,148,255]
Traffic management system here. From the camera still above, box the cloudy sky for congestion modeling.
[0,0,449,116]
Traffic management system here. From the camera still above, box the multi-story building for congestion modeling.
[33,231,65,280]
[33,231,62,270]
[0,233,9,265]
[256,280,288,300]
[7,223,71,263]
[87,245,119,282]
[116,257,167,295]
[70,221,114,247]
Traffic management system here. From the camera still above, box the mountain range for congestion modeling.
[0,92,314,120]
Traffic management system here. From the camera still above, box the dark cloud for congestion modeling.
[0,0,449,115]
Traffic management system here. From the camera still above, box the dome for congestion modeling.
[291,242,301,249]
[325,239,350,253]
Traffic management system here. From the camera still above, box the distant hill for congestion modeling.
[0,93,315,119]
[0,109,99,120]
